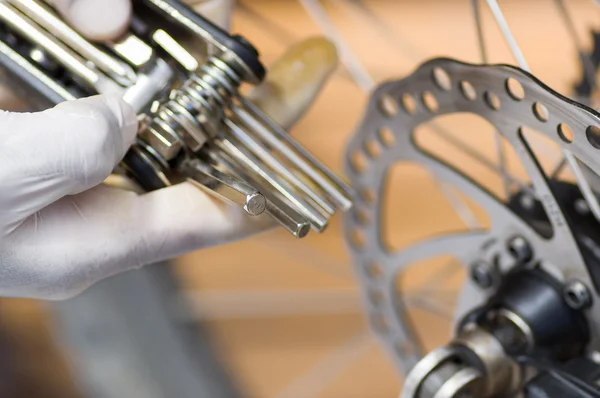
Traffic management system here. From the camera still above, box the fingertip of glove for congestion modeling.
[67,0,132,41]
[100,94,139,148]
[58,94,138,151]
[50,94,138,176]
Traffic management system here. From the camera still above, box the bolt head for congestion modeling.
[520,194,535,210]
[471,262,494,289]
[507,236,532,263]
[563,280,592,310]
[244,193,266,216]
[575,198,590,215]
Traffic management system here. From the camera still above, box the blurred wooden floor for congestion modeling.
[2,0,600,397]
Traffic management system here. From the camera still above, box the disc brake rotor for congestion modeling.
[343,57,600,374]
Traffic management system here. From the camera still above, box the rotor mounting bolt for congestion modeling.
[575,198,590,215]
[519,194,535,210]
[507,236,532,263]
[588,351,600,364]
[563,280,592,310]
[470,261,494,289]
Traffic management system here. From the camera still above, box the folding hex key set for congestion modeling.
[0,0,354,237]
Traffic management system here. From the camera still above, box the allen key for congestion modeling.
[8,0,138,87]
[181,159,266,216]
[215,131,329,231]
[203,146,312,237]
[0,2,122,95]
[226,114,337,215]
[236,97,355,210]
[0,0,354,238]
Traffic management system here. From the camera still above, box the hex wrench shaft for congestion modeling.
[182,159,266,216]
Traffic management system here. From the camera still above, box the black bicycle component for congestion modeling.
[494,269,589,360]
[462,268,590,361]
[525,357,600,398]
[574,30,600,98]
[121,143,171,191]
[509,180,600,294]
[138,0,265,83]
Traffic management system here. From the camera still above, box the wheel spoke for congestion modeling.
[237,2,297,45]
[300,0,501,232]
[472,0,488,63]
[342,0,526,200]
[494,132,511,198]
[404,297,454,320]
[473,0,516,199]
[554,0,597,101]
[257,235,355,281]
[343,0,425,61]
[566,152,600,221]
[298,0,375,92]
[384,231,490,275]
[408,258,462,297]
[485,0,600,224]
[180,289,361,320]
[407,142,538,235]
[427,123,535,197]
[272,332,373,398]
[550,156,568,179]
[436,181,481,229]
[484,0,529,70]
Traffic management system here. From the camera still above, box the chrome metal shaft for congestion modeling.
[237,98,354,210]
[0,0,354,238]
[0,2,121,94]
[8,0,137,86]
[182,159,266,216]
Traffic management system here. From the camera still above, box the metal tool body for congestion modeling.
[0,0,353,237]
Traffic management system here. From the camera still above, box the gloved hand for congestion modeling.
[47,0,235,40]
[0,0,339,299]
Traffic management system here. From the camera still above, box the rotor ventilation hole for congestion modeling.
[350,228,366,249]
[360,188,376,204]
[422,91,439,113]
[401,93,417,114]
[533,102,549,122]
[365,262,383,279]
[354,207,371,225]
[586,125,600,149]
[371,314,390,333]
[379,93,399,117]
[432,67,452,91]
[369,289,385,307]
[350,150,368,173]
[378,127,396,147]
[459,80,476,101]
[484,91,501,110]
[365,139,382,158]
[557,123,574,143]
[505,77,525,101]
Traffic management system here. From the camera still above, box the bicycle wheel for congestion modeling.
[342,0,600,397]
[10,1,600,397]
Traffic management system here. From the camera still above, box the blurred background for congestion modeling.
[2,0,600,397]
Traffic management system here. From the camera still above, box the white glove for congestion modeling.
[47,0,234,39]
[0,0,339,300]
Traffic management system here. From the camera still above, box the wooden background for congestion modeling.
[2,0,600,397]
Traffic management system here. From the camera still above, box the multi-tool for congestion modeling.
[0,0,354,237]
